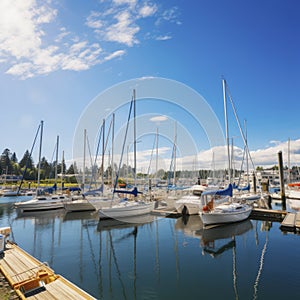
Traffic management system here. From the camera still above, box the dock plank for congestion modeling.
[46,279,90,300]
[295,212,300,229]
[280,213,296,229]
[1,241,96,299]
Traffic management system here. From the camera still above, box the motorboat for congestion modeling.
[174,184,207,215]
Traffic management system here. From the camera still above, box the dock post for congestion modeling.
[252,172,257,193]
[149,179,152,200]
[278,151,286,210]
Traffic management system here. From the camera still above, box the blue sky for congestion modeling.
[0,0,299,171]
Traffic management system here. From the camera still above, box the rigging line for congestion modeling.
[48,138,58,181]
[147,133,157,177]
[236,145,247,187]
[168,142,176,187]
[93,123,104,172]
[114,95,134,192]
[103,115,113,154]
[225,84,257,180]
[18,122,41,192]
[86,133,96,188]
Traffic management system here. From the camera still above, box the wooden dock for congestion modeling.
[151,208,182,218]
[250,208,287,221]
[280,212,300,232]
[152,207,289,221]
[0,240,96,299]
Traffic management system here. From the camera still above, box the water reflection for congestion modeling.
[1,197,300,299]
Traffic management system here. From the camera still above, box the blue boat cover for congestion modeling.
[233,182,250,191]
[114,187,142,197]
[202,183,233,197]
[83,185,103,196]
[42,183,57,194]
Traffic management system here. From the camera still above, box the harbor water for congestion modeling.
[0,196,300,299]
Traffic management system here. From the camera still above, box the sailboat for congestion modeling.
[15,126,70,213]
[98,90,155,220]
[199,80,252,226]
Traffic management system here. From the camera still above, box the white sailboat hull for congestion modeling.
[14,195,69,212]
[1,189,19,197]
[99,201,155,219]
[199,203,252,226]
[286,189,300,200]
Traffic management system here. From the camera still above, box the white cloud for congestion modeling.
[0,0,180,79]
[144,139,300,172]
[104,50,126,61]
[156,35,172,41]
[105,11,140,46]
[0,0,104,79]
[86,11,103,29]
[113,0,137,7]
[87,1,178,47]
[139,4,157,18]
[150,115,168,122]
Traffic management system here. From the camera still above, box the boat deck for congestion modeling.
[0,241,96,300]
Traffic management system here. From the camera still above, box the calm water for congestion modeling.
[1,196,300,300]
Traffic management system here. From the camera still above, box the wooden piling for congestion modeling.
[278,151,286,209]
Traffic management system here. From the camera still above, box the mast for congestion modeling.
[37,120,44,190]
[101,119,105,194]
[61,150,64,191]
[111,113,115,188]
[173,121,177,186]
[222,79,231,183]
[156,128,159,182]
[82,129,86,192]
[245,120,249,186]
[288,137,291,183]
[55,135,59,186]
[133,89,137,186]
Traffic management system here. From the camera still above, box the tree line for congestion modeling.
[0,148,76,183]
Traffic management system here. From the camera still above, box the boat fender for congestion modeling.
[202,205,209,212]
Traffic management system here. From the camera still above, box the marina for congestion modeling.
[1,1,299,299]
[0,195,300,299]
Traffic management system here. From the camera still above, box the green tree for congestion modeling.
[40,157,51,179]
[19,150,34,169]
[0,148,13,175]
[66,164,75,174]
[11,152,18,163]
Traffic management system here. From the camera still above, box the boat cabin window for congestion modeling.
[192,190,202,196]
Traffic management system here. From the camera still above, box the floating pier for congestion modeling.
[280,212,300,232]
[0,228,96,300]
[151,208,182,218]
[250,208,287,221]
[152,207,288,221]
